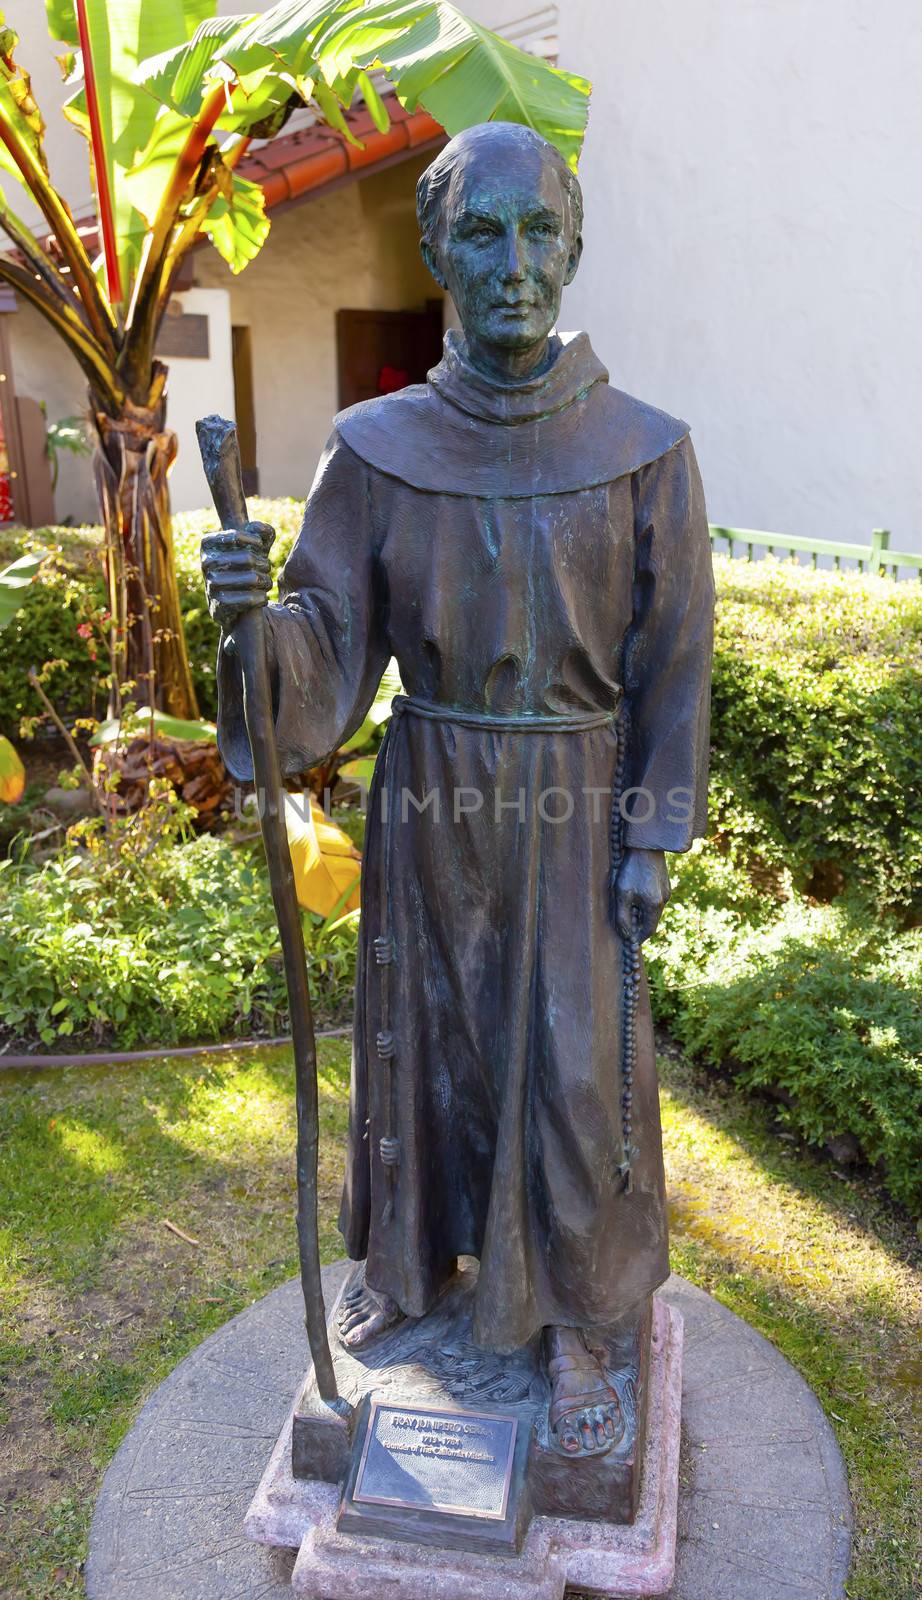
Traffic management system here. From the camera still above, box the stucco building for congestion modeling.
[2,1,920,556]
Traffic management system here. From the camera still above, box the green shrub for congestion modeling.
[0,526,106,737]
[648,848,922,1213]
[170,497,304,718]
[3,512,919,1213]
[711,554,922,912]
[4,523,917,911]
[0,829,356,1051]
[0,499,303,734]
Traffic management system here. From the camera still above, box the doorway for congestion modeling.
[335,302,444,410]
[232,325,259,497]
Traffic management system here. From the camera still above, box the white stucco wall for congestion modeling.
[6,300,96,524]
[553,0,922,553]
[7,1,922,552]
[162,287,235,513]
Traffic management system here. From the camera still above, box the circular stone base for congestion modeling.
[85,1269,851,1600]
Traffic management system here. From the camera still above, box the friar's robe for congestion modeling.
[217,331,715,1351]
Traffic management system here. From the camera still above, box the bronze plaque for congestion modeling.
[156,312,209,359]
[353,1400,517,1521]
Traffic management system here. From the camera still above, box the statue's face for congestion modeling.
[424,143,581,356]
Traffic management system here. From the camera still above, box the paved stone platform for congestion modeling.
[85,1267,852,1600]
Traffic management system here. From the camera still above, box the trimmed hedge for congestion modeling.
[3,517,919,911]
[647,845,922,1213]
[2,507,920,1210]
[710,555,922,913]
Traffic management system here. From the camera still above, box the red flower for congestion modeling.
[77,622,93,639]
[378,364,410,394]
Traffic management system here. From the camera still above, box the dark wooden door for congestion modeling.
[232,324,259,497]
[336,302,444,410]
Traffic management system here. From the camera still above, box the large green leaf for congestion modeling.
[45,0,216,48]
[0,19,51,192]
[44,1,77,46]
[119,84,279,285]
[355,68,389,133]
[331,2,589,169]
[119,105,190,236]
[219,1,343,87]
[58,0,221,294]
[131,0,589,191]
[90,709,217,746]
[340,658,403,751]
[0,733,24,804]
[134,15,259,123]
[133,23,299,148]
[225,0,591,169]
[0,551,46,633]
[201,169,270,272]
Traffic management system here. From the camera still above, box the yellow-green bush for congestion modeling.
[2,513,920,1212]
[0,525,107,736]
[647,847,922,1213]
[4,518,918,913]
[709,555,921,913]
[0,832,357,1050]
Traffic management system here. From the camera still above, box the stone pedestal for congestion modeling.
[84,1271,854,1600]
[245,1266,683,1600]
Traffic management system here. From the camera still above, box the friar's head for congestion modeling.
[418,122,583,367]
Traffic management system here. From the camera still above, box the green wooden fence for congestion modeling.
[709,524,922,579]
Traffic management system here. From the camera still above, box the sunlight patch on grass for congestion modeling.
[149,1061,295,1160]
[0,1044,349,1598]
[53,1121,126,1178]
[659,1049,921,1600]
[660,1075,915,1323]
[0,1038,918,1600]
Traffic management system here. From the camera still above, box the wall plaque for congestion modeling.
[338,1398,525,1554]
[156,312,210,359]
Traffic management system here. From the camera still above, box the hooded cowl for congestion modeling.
[335,329,689,498]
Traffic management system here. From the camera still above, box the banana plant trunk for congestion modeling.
[91,377,200,720]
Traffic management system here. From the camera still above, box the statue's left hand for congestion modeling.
[615,848,670,943]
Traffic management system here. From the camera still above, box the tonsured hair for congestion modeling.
[416,122,584,252]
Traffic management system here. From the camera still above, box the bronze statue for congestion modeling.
[203,122,714,1467]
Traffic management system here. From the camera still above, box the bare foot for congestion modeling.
[544,1326,623,1458]
[336,1266,405,1350]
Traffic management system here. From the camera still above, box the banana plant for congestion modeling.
[0,547,45,631]
[0,2,590,720]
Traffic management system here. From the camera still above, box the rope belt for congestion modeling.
[372,694,639,1225]
[392,694,618,733]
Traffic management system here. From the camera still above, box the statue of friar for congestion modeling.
[203,122,714,1464]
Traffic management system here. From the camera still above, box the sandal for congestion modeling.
[545,1332,623,1458]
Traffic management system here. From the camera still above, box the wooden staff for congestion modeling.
[196,415,340,1407]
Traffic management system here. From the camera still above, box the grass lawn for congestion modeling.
[0,1039,919,1600]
